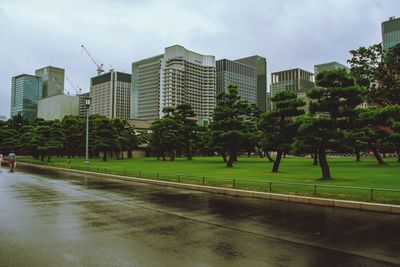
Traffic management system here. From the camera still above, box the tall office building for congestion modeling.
[235,55,267,112]
[266,92,271,111]
[90,70,131,119]
[216,59,257,105]
[270,68,314,109]
[10,74,43,121]
[35,66,65,98]
[78,92,90,116]
[131,54,164,120]
[314,61,349,76]
[132,45,216,123]
[382,16,400,52]
[271,68,314,95]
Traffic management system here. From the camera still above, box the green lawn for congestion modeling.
[19,155,400,204]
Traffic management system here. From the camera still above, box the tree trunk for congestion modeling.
[247,151,251,157]
[257,149,264,158]
[103,152,107,162]
[41,155,44,161]
[222,153,227,163]
[266,151,274,162]
[372,149,386,165]
[162,152,166,161]
[47,155,51,162]
[127,150,133,158]
[170,151,175,161]
[233,153,238,162]
[318,149,331,179]
[187,147,193,160]
[226,151,235,167]
[355,148,361,162]
[272,151,283,173]
[313,153,318,165]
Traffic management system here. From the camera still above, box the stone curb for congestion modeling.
[18,162,400,215]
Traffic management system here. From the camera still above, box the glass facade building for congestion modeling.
[35,66,65,98]
[382,16,400,52]
[235,56,267,112]
[10,74,43,121]
[216,59,257,105]
[131,54,164,121]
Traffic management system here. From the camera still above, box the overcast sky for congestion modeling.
[0,0,399,117]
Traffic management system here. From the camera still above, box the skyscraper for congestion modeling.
[270,68,314,109]
[131,45,216,123]
[131,54,164,121]
[314,61,349,76]
[382,16,400,52]
[78,92,90,116]
[35,66,65,98]
[10,74,42,121]
[235,55,267,112]
[90,70,131,119]
[216,59,257,105]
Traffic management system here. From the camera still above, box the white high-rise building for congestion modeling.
[131,45,216,124]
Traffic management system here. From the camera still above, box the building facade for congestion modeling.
[35,66,65,98]
[90,70,131,119]
[161,45,216,123]
[10,74,42,121]
[78,92,90,116]
[270,68,314,109]
[314,61,349,76]
[131,54,164,121]
[37,94,79,120]
[235,55,267,112]
[216,59,257,105]
[0,115,7,121]
[382,16,400,52]
[131,45,216,123]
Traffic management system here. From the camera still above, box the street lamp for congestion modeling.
[85,97,91,164]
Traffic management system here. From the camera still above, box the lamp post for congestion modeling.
[85,97,91,164]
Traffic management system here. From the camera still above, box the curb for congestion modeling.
[18,162,400,215]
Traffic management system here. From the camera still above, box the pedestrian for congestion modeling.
[0,152,3,167]
[8,152,16,172]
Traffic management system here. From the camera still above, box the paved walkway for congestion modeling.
[0,166,399,266]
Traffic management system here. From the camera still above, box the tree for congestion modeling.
[210,84,252,167]
[62,116,84,157]
[259,90,305,172]
[295,69,364,179]
[173,104,198,160]
[93,117,119,161]
[149,115,179,161]
[348,43,400,106]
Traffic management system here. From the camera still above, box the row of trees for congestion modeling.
[149,43,400,179]
[0,115,140,162]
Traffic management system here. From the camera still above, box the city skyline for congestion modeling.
[0,0,399,116]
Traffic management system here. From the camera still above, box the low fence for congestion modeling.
[16,158,400,205]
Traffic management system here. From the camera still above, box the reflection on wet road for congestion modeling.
[0,166,399,266]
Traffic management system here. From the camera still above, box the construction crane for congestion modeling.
[66,76,83,95]
[81,44,104,76]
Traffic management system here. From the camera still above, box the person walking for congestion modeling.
[8,152,16,172]
[0,152,3,167]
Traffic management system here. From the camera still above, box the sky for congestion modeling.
[0,0,399,117]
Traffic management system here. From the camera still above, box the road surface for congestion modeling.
[0,165,399,266]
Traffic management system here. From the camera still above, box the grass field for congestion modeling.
[19,155,400,204]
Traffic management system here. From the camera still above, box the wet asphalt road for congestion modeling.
[0,166,399,267]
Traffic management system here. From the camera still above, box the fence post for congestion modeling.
[314,185,317,196]
[232,179,236,188]
[203,176,205,185]
[370,188,374,201]
[177,175,180,182]
[269,181,272,192]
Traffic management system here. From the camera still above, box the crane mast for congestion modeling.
[81,45,104,76]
